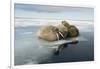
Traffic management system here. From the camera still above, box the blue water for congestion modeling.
[14,21,94,65]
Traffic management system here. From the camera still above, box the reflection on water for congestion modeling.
[14,21,94,65]
[54,40,79,55]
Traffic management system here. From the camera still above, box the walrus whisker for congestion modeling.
[56,33,59,41]
[59,31,64,38]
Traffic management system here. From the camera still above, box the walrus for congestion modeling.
[37,25,60,41]
[37,20,79,41]
[68,25,79,37]
[61,21,79,37]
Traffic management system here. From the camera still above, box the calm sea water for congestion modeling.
[14,19,94,65]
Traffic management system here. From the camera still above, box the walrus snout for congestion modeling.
[37,25,60,41]
[52,27,59,33]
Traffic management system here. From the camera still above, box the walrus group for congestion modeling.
[37,20,79,42]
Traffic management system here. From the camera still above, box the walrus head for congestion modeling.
[68,25,79,37]
[37,25,60,41]
[61,21,79,37]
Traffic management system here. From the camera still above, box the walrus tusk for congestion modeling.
[56,33,59,41]
[59,31,64,38]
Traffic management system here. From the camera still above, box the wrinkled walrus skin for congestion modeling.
[37,21,79,41]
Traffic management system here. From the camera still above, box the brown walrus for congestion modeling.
[61,21,79,37]
[68,25,79,37]
[37,20,79,41]
[37,25,60,41]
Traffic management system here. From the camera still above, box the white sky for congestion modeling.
[14,3,94,27]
